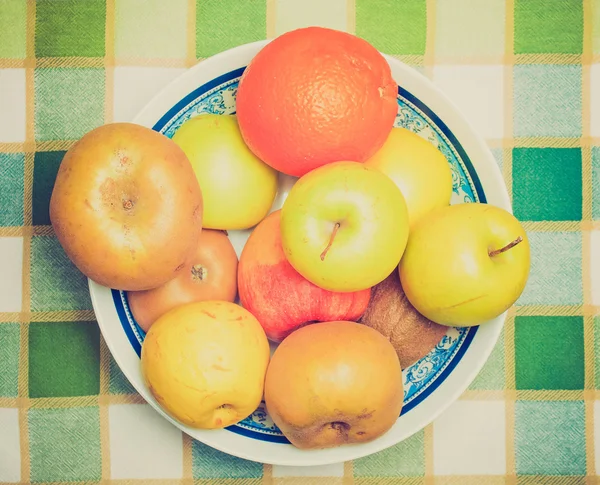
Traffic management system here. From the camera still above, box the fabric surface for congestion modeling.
[0,0,598,483]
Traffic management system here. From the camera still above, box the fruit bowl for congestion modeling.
[90,39,511,466]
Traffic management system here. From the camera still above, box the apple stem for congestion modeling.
[320,223,341,261]
[191,264,207,281]
[489,236,523,257]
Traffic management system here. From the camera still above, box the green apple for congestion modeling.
[172,114,278,230]
[399,202,530,327]
[364,127,453,229]
[280,161,410,293]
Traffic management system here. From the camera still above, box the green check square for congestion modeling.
[29,407,101,482]
[512,148,582,221]
[515,316,584,390]
[28,321,100,398]
[356,0,426,55]
[0,323,20,397]
[0,0,26,58]
[514,65,582,138]
[469,331,505,390]
[115,0,187,58]
[196,0,266,58]
[491,147,503,172]
[0,153,24,227]
[30,236,93,312]
[514,0,583,54]
[517,231,582,306]
[594,317,600,388]
[515,400,585,475]
[34,68,105,142]
[35,0,106,57]
[354,429,424,477]
[109,353,136,395]
[593,147,600,220]
[32,151,64,226]
[192,440,262,479]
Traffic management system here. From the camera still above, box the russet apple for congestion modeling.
[141,301,270,429]
[280,161,410,292]
[399,202,531,327]
[50,122,203,291]
[238,210,371,342]
[264,321,403,449]
[364,127,453,228]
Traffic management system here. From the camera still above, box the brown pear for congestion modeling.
[360,269,448,368]
[264,321,403,450]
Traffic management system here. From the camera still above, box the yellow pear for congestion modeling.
[141,301,270,429]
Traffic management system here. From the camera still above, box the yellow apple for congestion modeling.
[280,161,410,292]
[364,127,453,228]
[172,114,278,230]
[140,300,270,429]
[399,202,530,327]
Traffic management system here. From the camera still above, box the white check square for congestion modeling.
[0,69,26,142]
[113,67,186,123]
[432,65,504,141]
[275,0,347,36]
[0,238,23,312]
[0,408,21,482]
[433,399,506,475]
[109,404,183,479]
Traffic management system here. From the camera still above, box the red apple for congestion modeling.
[238,210,371,342]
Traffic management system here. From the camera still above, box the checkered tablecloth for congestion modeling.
[0,0,598,483]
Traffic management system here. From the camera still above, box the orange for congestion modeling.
[236,27,398,177]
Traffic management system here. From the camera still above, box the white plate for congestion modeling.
[90,39,511,466]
